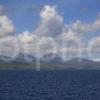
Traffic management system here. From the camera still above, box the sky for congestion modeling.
[0,0,100,61]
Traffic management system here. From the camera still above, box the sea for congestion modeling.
[0,70,100,100]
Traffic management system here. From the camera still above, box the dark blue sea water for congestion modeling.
[0,70,100,100]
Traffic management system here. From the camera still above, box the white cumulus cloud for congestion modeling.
[70,17,100,34]
[0,16,15,37]
[34,5,64,37]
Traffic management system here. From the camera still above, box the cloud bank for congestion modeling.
[0,5,100,61]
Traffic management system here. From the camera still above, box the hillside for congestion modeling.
[0,54,100,70]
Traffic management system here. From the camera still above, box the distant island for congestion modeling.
[0,53,100,70]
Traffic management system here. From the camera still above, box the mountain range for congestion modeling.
[0,53,100,70]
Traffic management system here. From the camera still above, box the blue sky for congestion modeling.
[0,0,100,33]
[0,0,100,61]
